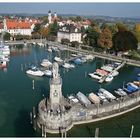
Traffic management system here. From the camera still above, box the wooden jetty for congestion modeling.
[99,61,126,83]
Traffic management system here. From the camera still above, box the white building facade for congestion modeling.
[3,19,33,36]
[57,24,82,43]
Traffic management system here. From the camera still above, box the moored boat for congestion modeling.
[41,59,52,67]
[114,88,127,96]
[88,72,102,80]
[105,75,114,82]
[99,88,116,100]
[43,70,52,77]
[26,67,44,77]
[54,57,63,63]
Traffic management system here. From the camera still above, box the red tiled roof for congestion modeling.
[6,19,31,29]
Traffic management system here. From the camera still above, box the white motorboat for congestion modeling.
[48,48,52,52]
[99,88,116,100]
[111,70,119,77]
[71,54,77,57]
[97,92,108,102]
[89,72,102,80]
[114,88,127,96]
[54,57,63,63]
[62,63,75,69]
[26,67,44,77]
[37,42,45,47]
[43,70,52,77]
[105,75,114,82]
[101,65,114,72]
[41,59,52,67]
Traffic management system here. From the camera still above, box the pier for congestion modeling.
[99,61,126,83]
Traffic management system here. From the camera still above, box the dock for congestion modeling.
[99,61,126,83]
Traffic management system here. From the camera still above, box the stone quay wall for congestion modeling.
[36,91,140,134]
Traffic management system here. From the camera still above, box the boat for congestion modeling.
[41,59,52,67]
[133,81,140,87]
[43,70,52,77]
[88,92,100,104]
[0,60,7,68]
[37,42,45,47]
[54,57,63,63]
[77,91,91,107]
[101,65,114,72]
[62,63,75,69]
[26,67,44,77]
[114,88,127,96]
[96,92,108,102]
[111,70,119,77]
[88,72,102,80]
[74,58,82,65]
[0,45,10,56]
[99,88,116,100]
[68,95,79,103]
[123,83,139,93]
[96,69,108,76]
[48,48,52,52]
[71,54,77,57]
[105,75,114,82]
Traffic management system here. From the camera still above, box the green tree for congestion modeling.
[61,38,70,45]
[84,27,99,47]
[108,24,118,35]
[49,20,58,36]
[116,22,129,32]
[113,31,138,51]
[134,24,140,42]
[97,27,113,49]
[3,32,11,40]
[71,41,79,48]
[33,23,41,33]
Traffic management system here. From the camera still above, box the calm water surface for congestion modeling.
[0,45,140,137]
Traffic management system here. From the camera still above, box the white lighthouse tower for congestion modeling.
[50,62,62,110]
[48,10,52,24]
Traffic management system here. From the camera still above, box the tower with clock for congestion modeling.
[49,62,62,110]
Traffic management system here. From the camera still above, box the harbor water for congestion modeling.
[0,44,140,137]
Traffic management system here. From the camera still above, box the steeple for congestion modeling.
[48,10,52,24]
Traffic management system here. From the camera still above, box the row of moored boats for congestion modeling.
[89,62,121,82]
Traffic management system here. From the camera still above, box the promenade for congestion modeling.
[6,39,140,67]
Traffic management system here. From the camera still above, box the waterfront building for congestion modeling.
[3,18,37,36]
[57,24,82,43]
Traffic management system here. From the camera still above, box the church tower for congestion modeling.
[49,62,62,110]
[48,10,52,24]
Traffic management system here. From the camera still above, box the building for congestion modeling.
[48,10,58,25]
[3,18,36,36]
[57,24,82,43]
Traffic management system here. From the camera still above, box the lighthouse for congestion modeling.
[49,62,62,110]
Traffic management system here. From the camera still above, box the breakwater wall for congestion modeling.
[36,91,140,134]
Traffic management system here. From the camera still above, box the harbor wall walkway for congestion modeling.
[36,91,140,134]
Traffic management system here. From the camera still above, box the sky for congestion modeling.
[0,3,140,17]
